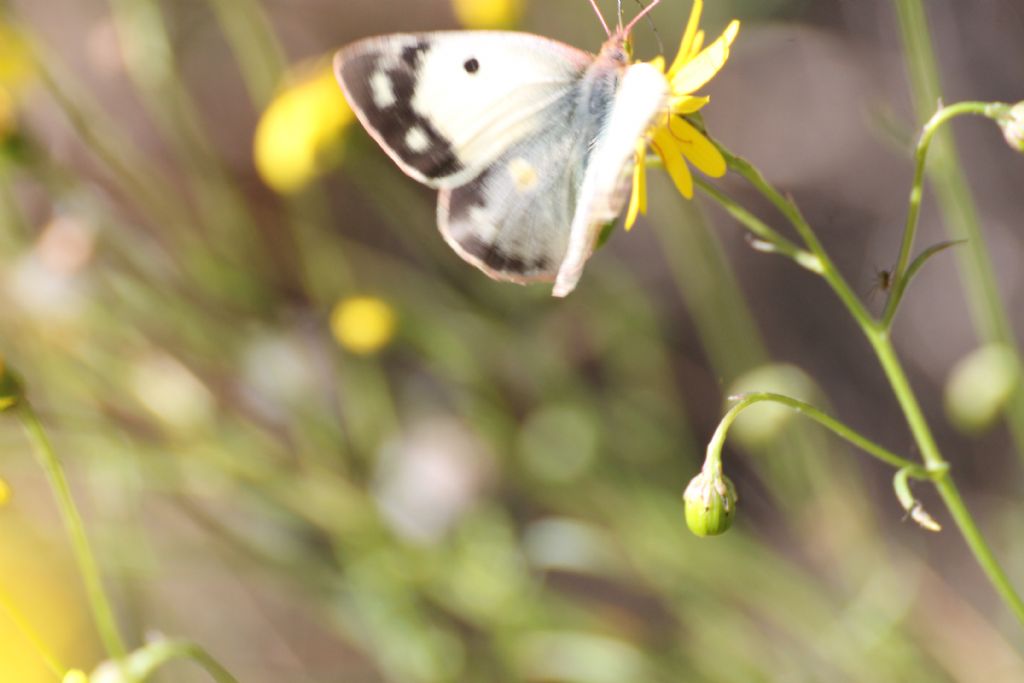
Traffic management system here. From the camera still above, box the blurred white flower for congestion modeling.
[374,418,492,544]
[6,215,97,324]
[130,352,215,430]
[240,331,318,419]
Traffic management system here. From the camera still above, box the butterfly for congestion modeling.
[333,0,668,297]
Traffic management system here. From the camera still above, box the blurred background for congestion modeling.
[1,0,1023,680]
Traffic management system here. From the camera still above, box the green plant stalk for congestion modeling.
[714,149,1024,626]
[866,331,1024,622]
[17,402,128,660]
[0,583,67,678]
[883,101,1011,328]
[708,392,920,472]
[107,639,239,683]
[207,0,287,106]
[893,0,1024,461]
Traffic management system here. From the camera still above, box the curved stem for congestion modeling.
[691,177,820,272]
[111,639,239,683]
[882,101,1009,327]
[701,141,1024,627]
[17,402,127,660]
[709,392,919,471]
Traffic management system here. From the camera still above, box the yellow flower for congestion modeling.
[0,477,10,506]
[0,22,35,140]
[625,0,740,230]
[254,60,355,193]
[330,296,397,355]
[451,0,523,29]
[62,670,89,683]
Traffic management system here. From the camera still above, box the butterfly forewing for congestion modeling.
[334,32,593,188]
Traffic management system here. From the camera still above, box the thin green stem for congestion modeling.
[17,402,127,660]
[868,334,1024,622]
[893,0,1024,463]
[708,392,920,472]
[721,150,879,334]
[882,101,1009,328]
[111,639,239,683]
[703,140,1024,627]
[691,176,818,271]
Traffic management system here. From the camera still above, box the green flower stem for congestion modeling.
[108,639,239,683]
[720,150,878,335]
[893,0,1024,464]
[691,176,818,270]
[17,402,127,660]
[207,0,287,106]
[866,330,1024,622]
[705,145,1024,626]
[0,583,67,678]
[882,101,1010,328]
[708,392,920,472]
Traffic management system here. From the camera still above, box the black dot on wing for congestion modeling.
[464,58,479,73]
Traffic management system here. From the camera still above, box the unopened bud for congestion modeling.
[683,469,738,537]
[1000,102,1024,153]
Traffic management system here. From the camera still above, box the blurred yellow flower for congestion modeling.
[0,22,35,140]
[62,670,89,683]
[0,477,10,506]
[254,61,354,193]
[0,23,33,86]
[451,0,523,29]
[626,0,739,229]
[330,296,397,355]
[0,520,99,683]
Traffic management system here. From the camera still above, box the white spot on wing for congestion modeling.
[370,70,396,108]
[468,206,498,243]
[405,126,430,152]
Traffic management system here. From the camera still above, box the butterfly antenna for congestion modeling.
[624,0,660,35]
[632,0,664,53]
[587,0,612,37]
[617,0,624,31]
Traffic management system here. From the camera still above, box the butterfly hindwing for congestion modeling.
[334,32,593,188]
[437,112,585,283]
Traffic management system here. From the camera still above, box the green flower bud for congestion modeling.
[683,469,738,537]
[1000,102,1024,153]
[0,355,22,412]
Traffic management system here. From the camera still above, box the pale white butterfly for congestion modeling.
[334,0,667,297]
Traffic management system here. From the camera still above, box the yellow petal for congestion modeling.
[625,144,648,230]
[671,20,740,95]
[653,128,694,199]
[670,94,710,114]
[670,117,727,178]
[648,55,666,74]
[688,30,706,61]
[668,0,703,77]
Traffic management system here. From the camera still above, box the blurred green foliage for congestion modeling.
[1,0,1022,681]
